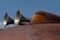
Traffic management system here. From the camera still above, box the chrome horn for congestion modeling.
[3,13,14,27]
[14,10,30,25]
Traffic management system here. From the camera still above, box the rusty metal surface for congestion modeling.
[0,23,60,40]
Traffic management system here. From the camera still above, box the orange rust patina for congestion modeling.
[30,13,47,23]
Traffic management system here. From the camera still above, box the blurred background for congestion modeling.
[0,0,60,29]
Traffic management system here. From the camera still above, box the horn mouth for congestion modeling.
[14,11,21,25]
[3,13,8,27]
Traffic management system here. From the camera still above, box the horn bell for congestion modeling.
[14,10,30,25]
[3,13,14,27]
